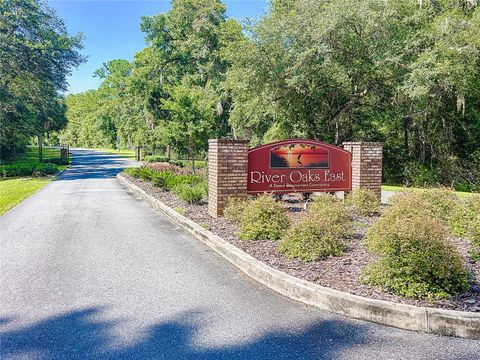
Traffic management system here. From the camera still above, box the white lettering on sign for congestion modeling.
[250,170,345,184]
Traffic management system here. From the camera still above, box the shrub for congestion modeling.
[388,189,459,225]
[123,167,140,178]
[144,155,170,163]
[136,167,155,181]
[363,214,469,300]
[346,189,379,216]
[279,216,345,261]
[239,194,290,241]
[0,163,60,178]
[308,193,341,213]
[172,183,207,204]
[48,158,69,165]
[403,161,439,187]
[164,174,202,189]
[151,172,168,189]
[223,197,249,224]
[308,194,350,224]
[450,195,480,247]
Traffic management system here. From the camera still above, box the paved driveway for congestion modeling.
[0,150,478,359]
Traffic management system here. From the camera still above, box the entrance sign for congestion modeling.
[247,139,351,194]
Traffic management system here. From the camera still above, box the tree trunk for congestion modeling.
[403,117,410,157]
[167,145,171,161]
[191,151,196,175]
[38,132,43,163]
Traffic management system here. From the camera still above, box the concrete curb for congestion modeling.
[117,173,480,340]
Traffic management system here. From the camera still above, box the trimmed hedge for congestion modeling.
[143,155,170,163]
[239,194,290,241]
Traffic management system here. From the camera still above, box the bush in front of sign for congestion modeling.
[172,182,208,204]
[279,216,345,261]
[308,194,350,225]
[224,197,249,225]
[345,189,379,216]
[239,194,290,241]
[362,213,470,300]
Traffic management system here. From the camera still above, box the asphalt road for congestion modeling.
[1,150,478,360]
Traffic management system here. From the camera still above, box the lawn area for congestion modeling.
[0,147,70,215]
[0,177,52,216]
[89,148,136,160]
[381,185,477,198]
[4,146,65,164]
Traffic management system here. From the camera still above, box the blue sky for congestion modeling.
[46,0,269,94]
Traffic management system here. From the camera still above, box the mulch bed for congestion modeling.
[123,174,480,312]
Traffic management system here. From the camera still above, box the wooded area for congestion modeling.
[1,0,480,189]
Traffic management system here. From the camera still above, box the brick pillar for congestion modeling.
[342,142,383,200]
[208,139,249,218]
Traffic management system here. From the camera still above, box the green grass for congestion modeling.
[0,177,53,215]
[381,185,476,198]
[0,147,70,214]
[3,146,64,165]
[88,148,136,160]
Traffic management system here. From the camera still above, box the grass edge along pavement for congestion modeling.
[117,173,480,340]
[0,147,71,216]
[85,148,136,160]
[0,177,52,216]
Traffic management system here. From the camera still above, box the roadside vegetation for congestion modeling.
[53,0,480,193]
[0,178,52,216]
[123,165,207,204]
[87,148,136,160]
[0,147,69,215]
[125,161,478,304]
[1,147,69,178]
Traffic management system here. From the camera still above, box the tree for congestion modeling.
[161,79,217,170]
[0,0,84,161]
[223,0,480,185]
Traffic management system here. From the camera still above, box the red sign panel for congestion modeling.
[247,139,351,194]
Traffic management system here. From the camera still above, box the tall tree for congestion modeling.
[0,0,84,161]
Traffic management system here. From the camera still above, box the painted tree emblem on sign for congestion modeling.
[270,143,329,169]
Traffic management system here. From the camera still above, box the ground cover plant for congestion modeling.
[123,165,207,204]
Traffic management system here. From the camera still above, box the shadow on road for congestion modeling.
[0,307,374,360]
[56,150,135,181]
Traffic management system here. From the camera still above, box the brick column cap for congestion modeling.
[342,141,383,147]
[208,138,249,144]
